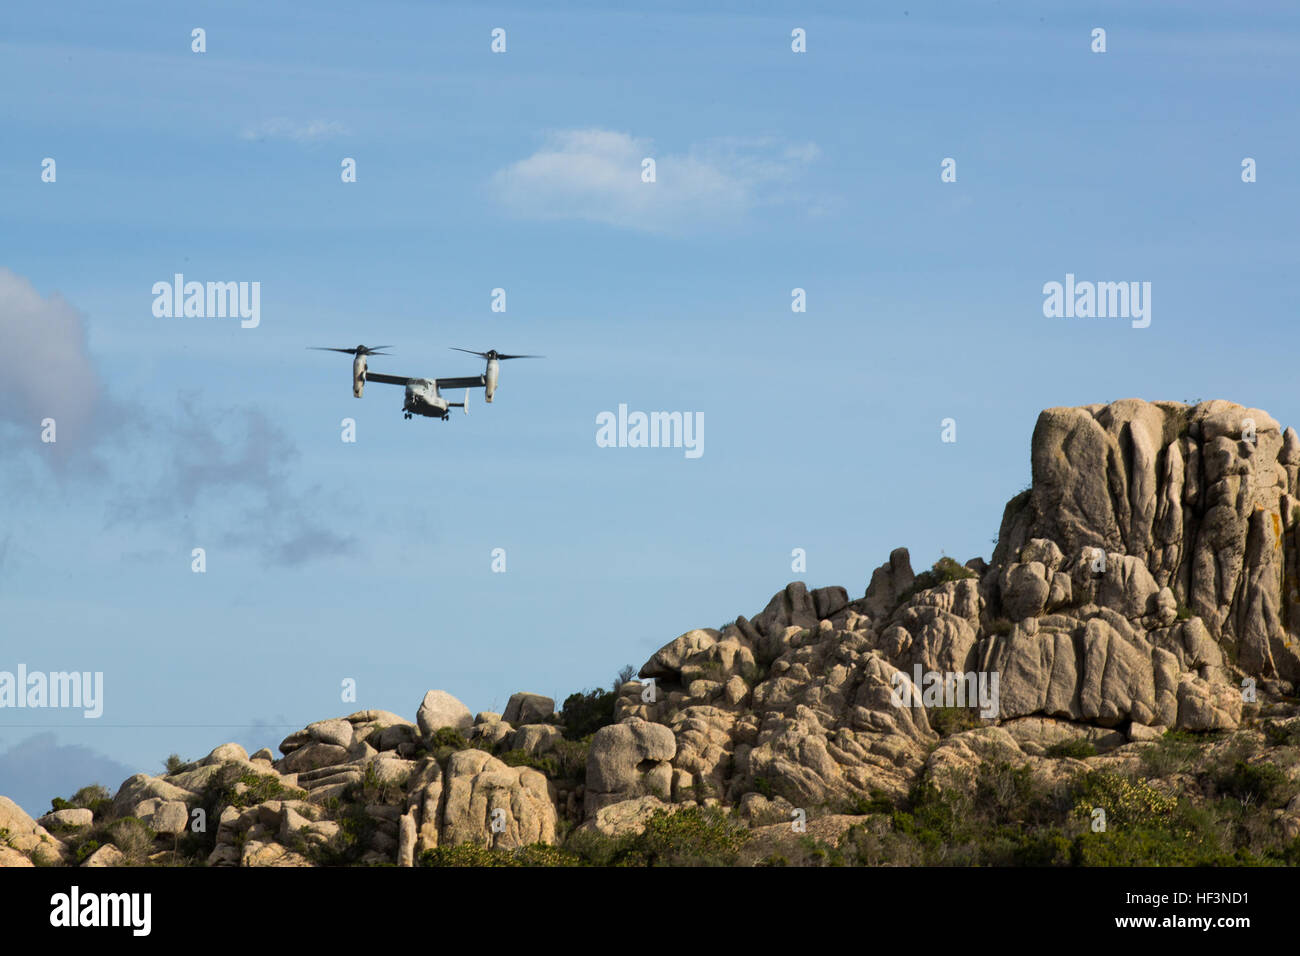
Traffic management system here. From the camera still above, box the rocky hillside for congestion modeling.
[5,398,1300,867]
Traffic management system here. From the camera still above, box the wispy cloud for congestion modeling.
[0,266,354,568]
[105,398,356,567]
[490,129,820,234]
[239,118,349,143]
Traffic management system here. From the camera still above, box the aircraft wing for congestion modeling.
[364,372,413,386]
[434,375,487,390]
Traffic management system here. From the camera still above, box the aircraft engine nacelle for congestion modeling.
[353,354,366,398]
[485,357,499,403]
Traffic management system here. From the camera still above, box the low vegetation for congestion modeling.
[49,784,112,818]
[557,688,618,740]
[815,749,1300,866]
[896,556,978,606]
[419,806,749,867]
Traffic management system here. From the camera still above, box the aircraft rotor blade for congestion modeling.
[450,348,543,360]
[309,345,392,356]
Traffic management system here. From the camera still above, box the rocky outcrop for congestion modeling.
[503,693,555,726]
[417,691,473,736]
[4,398,1296,868]
[439,750,556,848]
[585,717,676,813]
[0,797,66,864]
[599,401,1287,824]
[991,400,1300,681]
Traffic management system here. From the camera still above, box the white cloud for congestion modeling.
[0,268,100,441]
[240,118,348,142]
[490,129,820,233]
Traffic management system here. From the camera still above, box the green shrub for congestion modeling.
[1071,771,1176,829]
[427,726,479,762]
[513,843,585,867]
[1070,801,1242,866]
[612,807,750,867]
[420,843,506,867]
[1139,730,1205,777]
[549,737,591,782]
[227,772,307,809]
[51,784,112,818]
[824,744,1298,867]
[890,782,980,861]
[163,753,190,774]
[883,763,1074,865]
[896,557,977,606]
[1046,739,1097,759]
[342,760,408,806]
[1214,760,1288,808]
[559,827,621,866]
[498,748,560,777]
[107,817,157,865]
[430,727,468,750]
[928,706,983,737]
[800,835,846,867]
[417,842,585,867]
[558,688,617,741]
[974,762,1045,824]
[308,802,376,866]
[840,789,895,815]
[1263,719,1300,748]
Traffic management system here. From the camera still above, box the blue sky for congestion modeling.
[1,0,1298,815]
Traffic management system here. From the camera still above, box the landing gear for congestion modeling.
[403,411,412,420]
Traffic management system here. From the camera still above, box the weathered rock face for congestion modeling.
[417,690,474,736]
[862,549,915,622]
[585,717,676,813]
[978,611,1241,730]
[0,797,65,863]
[577,795,675,837]
[111,774,198,815]
[627,587,945,811]
[991,400,1300,681]
[503,693,555,726]
[440,750,556,849]
[39,808,93,829]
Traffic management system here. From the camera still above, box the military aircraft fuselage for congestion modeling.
[402,379,452,419]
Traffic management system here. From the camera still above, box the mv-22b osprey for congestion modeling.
[310,345,541,420]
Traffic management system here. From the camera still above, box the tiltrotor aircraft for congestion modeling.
[309,345,541,420]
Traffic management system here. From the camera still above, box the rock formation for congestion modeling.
[4,399,1297,867]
